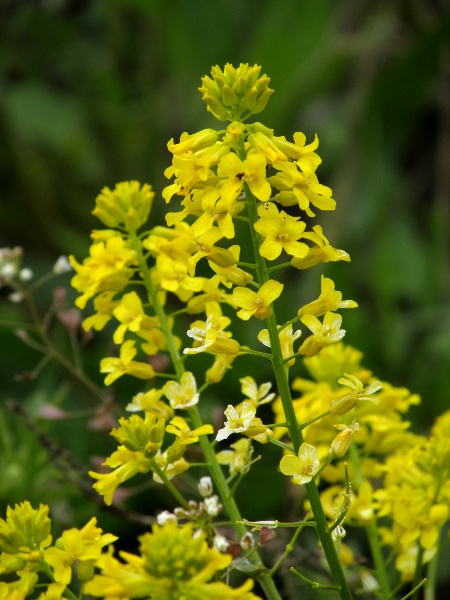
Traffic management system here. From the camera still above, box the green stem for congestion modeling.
[270,525,304,576]
[267,437,295,453]
[299,410,331,431]
[402,579,427,600]
[349,444,391,599]
[411,546,425,600]
[129,231,282,600]
[149,458,190,511]
[425,529,441,600]
[290,568,341,591]
[239,135,353,600]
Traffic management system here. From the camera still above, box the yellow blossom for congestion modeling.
[258,324,302,366]
[85,522,259,599]
[126,389,174,420]
[298,312,346,357]
[44,518,117,585]
[254,202,309,260]
[330,420,360,457]
[216,402,256,442]
[240,376,275,407]
[216,438,252,477]
[205,353,236,383]
[163,372,199,410]
[100,340,155,385]
[298,275,358,318]
[233,279,283,320]
[291,225,350,270]
[218,151,271,202]
[82,291,119,332]
[280,443,320,485]
[184,313,239,355]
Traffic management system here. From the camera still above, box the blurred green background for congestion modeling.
[1,0,450,597]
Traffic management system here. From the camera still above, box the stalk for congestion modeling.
[349,444,391,599]
[239,135,353,600]
[129,231,282,600]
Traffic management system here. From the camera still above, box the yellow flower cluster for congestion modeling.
[0,502,116,600]
[85,521,260,600]
[374,415,450,580]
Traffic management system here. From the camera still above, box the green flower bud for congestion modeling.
[221,84,239,107]
[252,87,274,115]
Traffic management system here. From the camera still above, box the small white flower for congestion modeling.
[204,495,222,516]
[198,476,213,498]
[53,255,72,274]
[19,268,33,282]
[157,511,177,526]
[213,534,229,553]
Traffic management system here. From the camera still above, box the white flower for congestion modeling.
[204,495,222,516]
[53,255,72,274]
[157,511,177,525]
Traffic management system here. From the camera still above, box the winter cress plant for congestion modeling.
[1,63,449,600]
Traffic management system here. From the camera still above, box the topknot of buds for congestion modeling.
[199,63,274,122]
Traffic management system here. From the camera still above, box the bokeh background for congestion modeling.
[1,0,450,597]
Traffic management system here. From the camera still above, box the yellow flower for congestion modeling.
[216,438,252,477]
[85,522,259,599]
[112,291,147,344]
[82,291,119,332]
[216,402,256,441]
[298,275,358,318]
[90,447,152,505]
[218,151,271,202]
[240,376,275,407]
[100,340,155,385]
[258,324,302,366]
[298,312,346,357]
[44,519,117,585]
[270,161,335,217]
[163,372,199,410]
[189,187,245,239]
[254,202,309,260]
[280,443,320,485]
[126,389,174,420]
[271,131,322,171]
[184,314,240,355]
[330,420,360,457]
[205,354,236,383]
[167,129,218,155]
[330,374,381,415]
[209,244,254,288]
[233,279,283,320]
[291,225,350,270]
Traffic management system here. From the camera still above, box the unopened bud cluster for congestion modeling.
[199,63,273,122]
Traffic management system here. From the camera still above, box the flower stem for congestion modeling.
[349,443,391,599]
[240,133,353,600]
[129,230,282,600]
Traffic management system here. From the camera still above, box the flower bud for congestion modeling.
[331,421,359,458]
[213,535,229,553]
[204,495,222,516]
[198,476,213,498]
[53,255,72,274]
[240,532,255,550]
[330,394,358,415]
[157,511,177,526]
[77,559,95,581]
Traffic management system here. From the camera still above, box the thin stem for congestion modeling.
[128,230,282,600]
[281,352,303,365]
[240,130,353,600]
[402,579,427,600]
[267,437,295,453]
[239,347,273,360]
[23,290,105,403]
[270,525,304,576]
[240,519,316,529]
[267,262,291,273]
[425,528,441,600]
[149,458,189,510]
[290,568,341,591]
[237,261,257,269]
[411,546,425,600]
[278,315,301,333]
[349,444,391,599]
[299,410,331,431]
